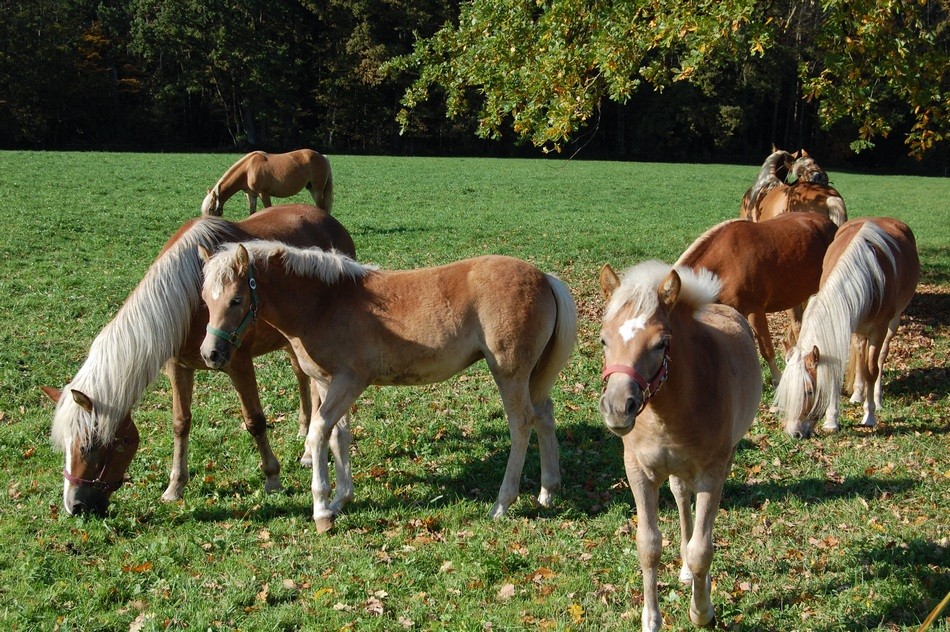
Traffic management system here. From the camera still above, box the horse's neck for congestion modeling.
[216,153,258,197]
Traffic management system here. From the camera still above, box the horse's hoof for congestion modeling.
[488,503,507,520]
[536,490,555,509]
[264,478,282,494]
[679,564,694,584]
[299,456,313,468]
[689,605,716,628]
[314,516,335,533]
[160,490,182,502]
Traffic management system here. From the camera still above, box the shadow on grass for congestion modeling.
[723,475,916,510]
[887,366,950,402]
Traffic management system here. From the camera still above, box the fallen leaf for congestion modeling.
[497,583,516,602]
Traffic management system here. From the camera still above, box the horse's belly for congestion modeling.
[372,347,482,386]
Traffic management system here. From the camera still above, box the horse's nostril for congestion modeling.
[624,398,637,415]
[793,431,804,440]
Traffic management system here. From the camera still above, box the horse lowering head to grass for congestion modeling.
[201,149,333,216]
[46,204,354,517]
[200,243,577,532]
[599,261,761,632]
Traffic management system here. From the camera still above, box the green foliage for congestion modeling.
[0,152,948,630]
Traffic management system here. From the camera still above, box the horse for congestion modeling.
[789,148,830,185]
[200,149,333,216]
[674,213,838,386]
[199,243,577,532]
[740,148,848,226]
[599,261,761,632]
[774,217,919,438]
[45,204,355,516]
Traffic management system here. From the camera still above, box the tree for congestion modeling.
[390,0,949,157]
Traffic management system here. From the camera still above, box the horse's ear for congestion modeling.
[771,143,778,153]
[805,346,820,372]
[800,148,810,157]
[236,244,250,275]
[71,389,94,413]
[790,150,800,159]
[659,270,681,308]
[41,386,62,403]
[197,245,212,264]
[599,264,620,300]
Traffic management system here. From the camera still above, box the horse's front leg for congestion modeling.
[859,327,890,428]
[260,193,272,208]
[748,310,781,387]
[162,360,194,501]
[685,475,726,628]
[307,376,362,532]
[625,457,663,632]
[670,475,695,584]
[246,192,258,214]
[225,355,281,493]
[308,375,354,515]
[285,347,313,439]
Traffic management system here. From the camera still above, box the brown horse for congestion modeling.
[599,261,762,631]
[201,149,333,216]
[774,217,919,438]
[740,148,847,226]
[674,213,838,385]
[200,244,577,532]
[789,148,829,185]
[46,205,355,516]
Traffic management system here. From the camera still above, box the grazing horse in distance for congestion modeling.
[674,213,838,386]
[46,205,355,517]
[774,217,919,438]
[599,261,761,632]
[789,149,829,185]
[200,244,577,532]
[740,148,848,226]
[201,149,333,216]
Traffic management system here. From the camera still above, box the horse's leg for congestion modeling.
[532,396,561,509]
[859,325,892,427]
[670,475,695,584]
[872,316,901,410]
[285,348,313,438]
[784,303,804,352]
[260,193,272,208]
[626,462,663,632]
[686,474,726,628]
[307,374,354,514]
[848,334,866,402]
[488,377,535,519]
[247,192,258,214]
[162,360,194,501]
[225,356,281,493]
[748,311,780,386]
[307,377,362,532]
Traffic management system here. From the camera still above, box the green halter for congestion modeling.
[206,264,259,349]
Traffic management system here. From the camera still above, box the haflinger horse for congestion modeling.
[789,148,829,185]
[199,243,577,532]
[200,149,333,216]
[674,213,838,386]
[599,261,762,632]
[774,217,919,438]
[740,147,847,226]
[45,204,355,516]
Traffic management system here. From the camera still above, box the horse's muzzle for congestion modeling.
[200,338,232,370]
[599,393,638,436]
[64,485,110,517]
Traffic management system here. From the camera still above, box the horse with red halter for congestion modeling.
[774,217,919,438]
[199,243,577,532]
[674,213,838,386]
[45,204,354,516]
[599,261,761,632]
[200,149,333,216]
[740,148,848,226]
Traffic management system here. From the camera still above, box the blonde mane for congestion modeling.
[674,219,747,268]
[774,222,899,422]
[51,218,238,450]
[214,151,263,194]
[605,260,721,322]
[203,240,374,297]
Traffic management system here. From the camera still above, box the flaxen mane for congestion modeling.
[605,260,721,322]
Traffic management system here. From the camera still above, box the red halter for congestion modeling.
[602,343,671,414]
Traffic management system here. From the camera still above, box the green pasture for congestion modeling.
[0,151,947,631]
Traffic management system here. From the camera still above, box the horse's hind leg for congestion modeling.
[670,475,695,584]
[489,377,535,519]
[748,311,781,386]
[285,348,313,447]
[226,357,281,493]
[162,361,194,501]
[246,192,259,214]
[532,396,560,508]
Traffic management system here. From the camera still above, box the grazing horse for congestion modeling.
[200,243,577,532]
[674,213,838,385]
[201,149,333,216]
[774,217,919,438]
[740,148,847,226]
[599,261,762,632]
[789,149,829,185]
[45,205,355,516]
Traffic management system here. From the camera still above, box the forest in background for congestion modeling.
[1,0,947,173]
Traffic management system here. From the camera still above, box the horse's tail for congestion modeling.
[307,152,334,214]
[530,274,578,405]
[321,161,334,214]
[826,194,848,227]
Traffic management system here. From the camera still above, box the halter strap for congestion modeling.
[206,264,259,349]
[602,343,671,414]
[63,419,134,492]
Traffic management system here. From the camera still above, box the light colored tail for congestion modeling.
[320,161,334,214]
[827,195,847,226]
[530,274,578,404]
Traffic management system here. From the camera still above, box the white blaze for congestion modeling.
[619,315,647,342]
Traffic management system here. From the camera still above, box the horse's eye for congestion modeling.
[229,296,242,307]
[599,337,606,347]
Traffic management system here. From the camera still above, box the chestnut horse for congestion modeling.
[200,243,577,532]
[599,261,761,632]
[740,148,847,226]
[201,149,333,216]
[674,213,838,385]
[774,217,919,438]
[46,205,355,516]
[789,148,829,185]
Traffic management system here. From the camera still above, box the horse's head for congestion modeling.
[44,386,140,516]
[597,263,676,436]
[789,149,829,185]
[775,345,822,439]
[201,188,224,216]
[199,244,258,370]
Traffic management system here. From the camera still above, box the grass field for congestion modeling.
[0,151,947,631]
